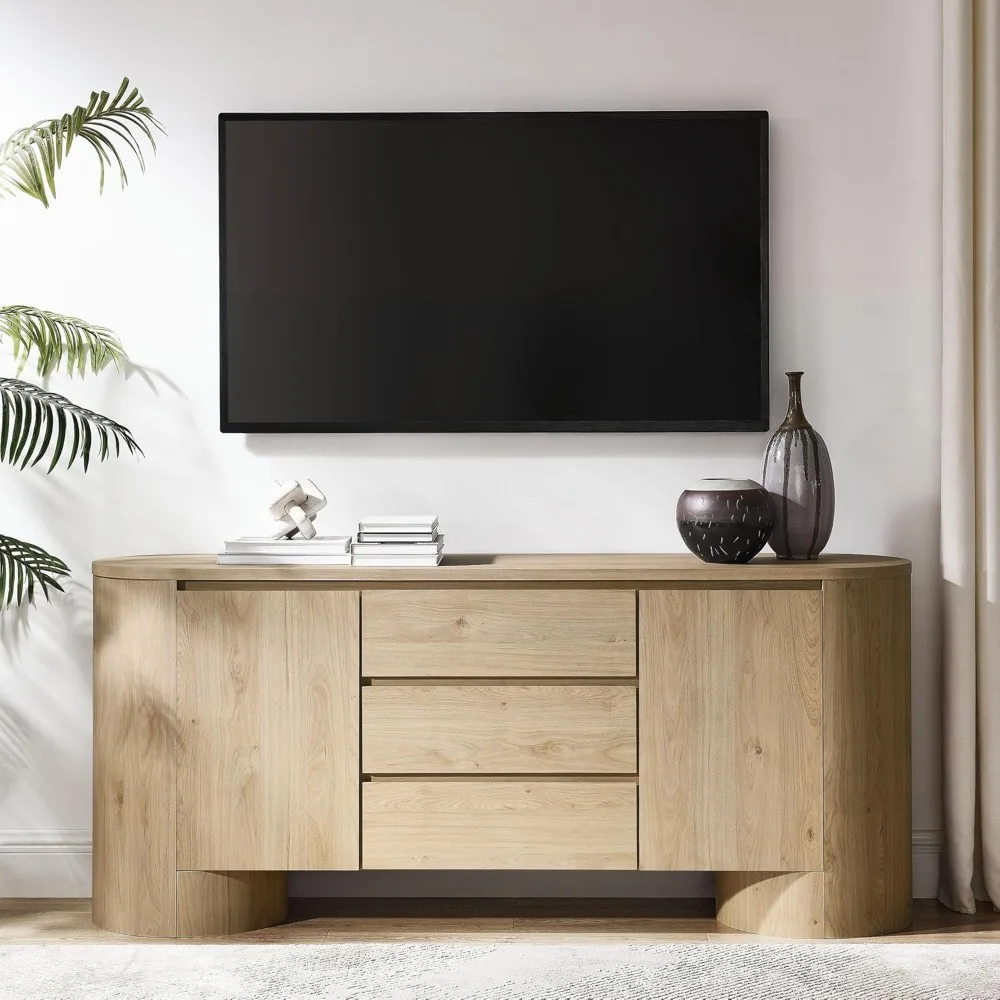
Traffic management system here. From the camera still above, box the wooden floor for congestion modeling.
[1,898,999,944]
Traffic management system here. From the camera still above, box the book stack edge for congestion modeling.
[217,535,352,565]
[352,515,443,567]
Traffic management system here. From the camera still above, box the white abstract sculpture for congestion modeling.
[269,479,327,540]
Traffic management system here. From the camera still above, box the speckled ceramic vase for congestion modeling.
[676,478,774,564]
[762,371,835,560]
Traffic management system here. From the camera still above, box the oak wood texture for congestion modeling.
[362,685,636,774]
[176,590,359,871]
[715,871,825,938]
[639,589,823,872]
[821,575,912,937]
[362,781,638,869]
[92,552,911,940]
[175,871,287,937]
[92,577,177,937]
[287,591,360,869]
[176,590,288,870]
[93,552,912,583]
[362,589,636,678]
[712,577,912,939]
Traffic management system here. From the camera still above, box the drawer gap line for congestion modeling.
[364,773,639,783]
[363,677,637,687]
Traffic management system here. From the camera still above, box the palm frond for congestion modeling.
[0,78,163,206]
[0,305,127,377]
[0,534,69,609]
[0,377,141,473]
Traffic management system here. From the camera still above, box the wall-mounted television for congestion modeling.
[220,111,768,432]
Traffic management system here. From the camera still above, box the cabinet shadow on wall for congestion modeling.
[288,870,715,900]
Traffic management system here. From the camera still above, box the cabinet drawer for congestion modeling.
[363,685,636,774]
[362,780,637,869]
[362,590,636,677]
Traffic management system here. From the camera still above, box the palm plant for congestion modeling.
[1,79,162,609]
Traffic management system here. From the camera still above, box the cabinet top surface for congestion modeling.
[92,553,911,582]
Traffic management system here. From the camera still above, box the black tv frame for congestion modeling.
[219,110,769,433]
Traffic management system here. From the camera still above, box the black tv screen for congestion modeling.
[220,111,768,432]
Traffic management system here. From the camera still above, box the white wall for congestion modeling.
[0,0,942,897]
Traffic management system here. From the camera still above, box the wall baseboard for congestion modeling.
[0,830,91,898]
[912,828,942,901]
[0,830,942,901]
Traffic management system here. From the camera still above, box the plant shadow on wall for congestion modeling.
[0,577,92,815]
[0,80,162,802]
[0,700,30,802]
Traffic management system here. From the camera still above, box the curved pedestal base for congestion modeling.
[716,872,824,938]
[176,871,288,937]
[93,870,288,938]
[716,871,912,938]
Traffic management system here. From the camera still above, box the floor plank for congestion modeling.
[0,898,997,945]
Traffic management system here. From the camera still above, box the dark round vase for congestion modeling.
[676,478,774,564]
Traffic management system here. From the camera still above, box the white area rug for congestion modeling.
[1,942,998,999]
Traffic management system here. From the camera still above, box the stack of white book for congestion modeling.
[218,536,352,565]
[352,515,443,567]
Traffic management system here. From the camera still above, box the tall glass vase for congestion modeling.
[762,371,835,559]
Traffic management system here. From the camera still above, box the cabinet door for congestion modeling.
[176,590,359,870]
[286,590,360,868]
[639,589,822,872]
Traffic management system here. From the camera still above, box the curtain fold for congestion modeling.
[940,0,1000,914]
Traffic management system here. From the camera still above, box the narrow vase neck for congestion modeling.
[782,372,809,428]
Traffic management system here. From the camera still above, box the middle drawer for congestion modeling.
[362,684,637,774]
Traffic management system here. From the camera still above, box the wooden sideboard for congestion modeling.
[92,553,911,939]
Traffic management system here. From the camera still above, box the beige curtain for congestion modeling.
[941,0,1000,914]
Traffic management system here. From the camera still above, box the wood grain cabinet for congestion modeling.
[92,554,910,939]
[363,780,638,870]
[639,588,823,873]
[361,588,636,677]
[362,684,637,775]
[175,589,359,872]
